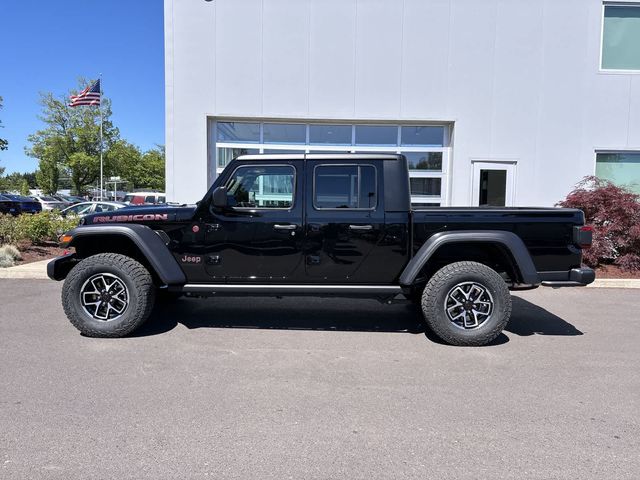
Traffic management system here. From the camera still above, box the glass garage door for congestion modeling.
[211,120,451,207]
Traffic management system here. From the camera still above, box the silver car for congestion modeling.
[61,201,126,218]
[32,195,67,211]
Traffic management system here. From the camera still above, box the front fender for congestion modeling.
[52,224,186,285]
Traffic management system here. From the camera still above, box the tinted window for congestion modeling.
[95,203,117,212]
[405,152,443,171]
[68,204,93,215]
[309,125,352,145]
[226,165,295,209]
[410,178,441,196]
[217,122,260,143]
[145,196,156,203]
[354,125,397,146]
[602,6,640,70]
[314,165,377,209]
[262,123,306,144]
[401,126,445,146]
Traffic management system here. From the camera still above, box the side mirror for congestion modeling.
[211,186,228,209]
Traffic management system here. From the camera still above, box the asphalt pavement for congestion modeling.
[0,280,638,479]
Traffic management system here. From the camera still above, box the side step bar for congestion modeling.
[179,284,403,296]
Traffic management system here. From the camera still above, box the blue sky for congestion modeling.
[0,0,164,174]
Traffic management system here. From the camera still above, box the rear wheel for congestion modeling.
[62,253,156,337]
[421,261,512,346]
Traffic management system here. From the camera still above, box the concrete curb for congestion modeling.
[1,260,640,288]
[0,259,50,280]
[587,278,640,289]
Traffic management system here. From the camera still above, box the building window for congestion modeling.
[410,178,441,196]
[354,125,397,146]
[400,126,445,146]
[309,124,352,145]
[405,152,443,171]
[225,165,295,209]
[217,147,259,169]
[211,120,452,206]
[217,122,260,143]
[314,165,377,210]
[601,4,640,71]
[262,123,306,144]
[596,152,640,193]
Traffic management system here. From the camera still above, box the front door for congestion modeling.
[471,161,516,206]
[304,161,385,282]
[202,163,304,281]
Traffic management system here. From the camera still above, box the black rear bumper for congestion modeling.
[539,267,596,287]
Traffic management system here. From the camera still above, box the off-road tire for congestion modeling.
[421,261,512,346]
[62,253,156,337]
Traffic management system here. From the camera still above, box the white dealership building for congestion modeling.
[164,0,640,206]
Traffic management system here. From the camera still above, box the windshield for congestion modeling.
[40,196,57,202]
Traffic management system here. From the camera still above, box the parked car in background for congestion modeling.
[61,201,126,218]
[51,194,84,206]
[32,195,67,211]
[123,192,166,205]
[0,194,21,215]
[1,194,42,214]
[51,195,73,207]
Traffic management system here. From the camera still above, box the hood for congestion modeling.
[83,205,197,225]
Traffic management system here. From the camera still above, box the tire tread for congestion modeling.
[421,261,512,346]
[62,253,155,338]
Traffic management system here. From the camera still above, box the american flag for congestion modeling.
[69,79,101,107]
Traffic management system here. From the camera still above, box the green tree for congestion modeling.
[27,80,119,194]
[137,146,165,190]
[19,179,30,196]
[107,142,165,191]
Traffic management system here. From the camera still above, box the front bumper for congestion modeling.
[540,267,596,287]
[47,253,77,281]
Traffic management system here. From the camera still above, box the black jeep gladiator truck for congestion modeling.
[47,154,594,346]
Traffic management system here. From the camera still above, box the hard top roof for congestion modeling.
[235,153,402,161]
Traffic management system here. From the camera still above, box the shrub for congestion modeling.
[0,244,21,260]
[557,176,640,271]
[0,214,23,244]
[0,212,80,246]
[0,249,15,268]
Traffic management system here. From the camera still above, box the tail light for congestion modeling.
[573,225,593,249]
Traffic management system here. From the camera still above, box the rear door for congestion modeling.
[304,161,385,282]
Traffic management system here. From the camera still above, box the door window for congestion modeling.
[313,165,377,210]
[479,170,507,206]
[95,203,118,212]
[225,165,295,209]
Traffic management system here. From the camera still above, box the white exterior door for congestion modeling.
[471,161,516,207]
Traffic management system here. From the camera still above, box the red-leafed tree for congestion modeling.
[558,176,640,271]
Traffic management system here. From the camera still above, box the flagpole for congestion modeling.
[99,73,103,200]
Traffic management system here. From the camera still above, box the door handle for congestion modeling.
[349,224,373,230]
[273,224,297,230]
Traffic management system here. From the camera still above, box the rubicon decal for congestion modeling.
[93,213,169,223]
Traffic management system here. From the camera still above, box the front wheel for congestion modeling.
[421,261,512,346]
[61,253,156,337]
